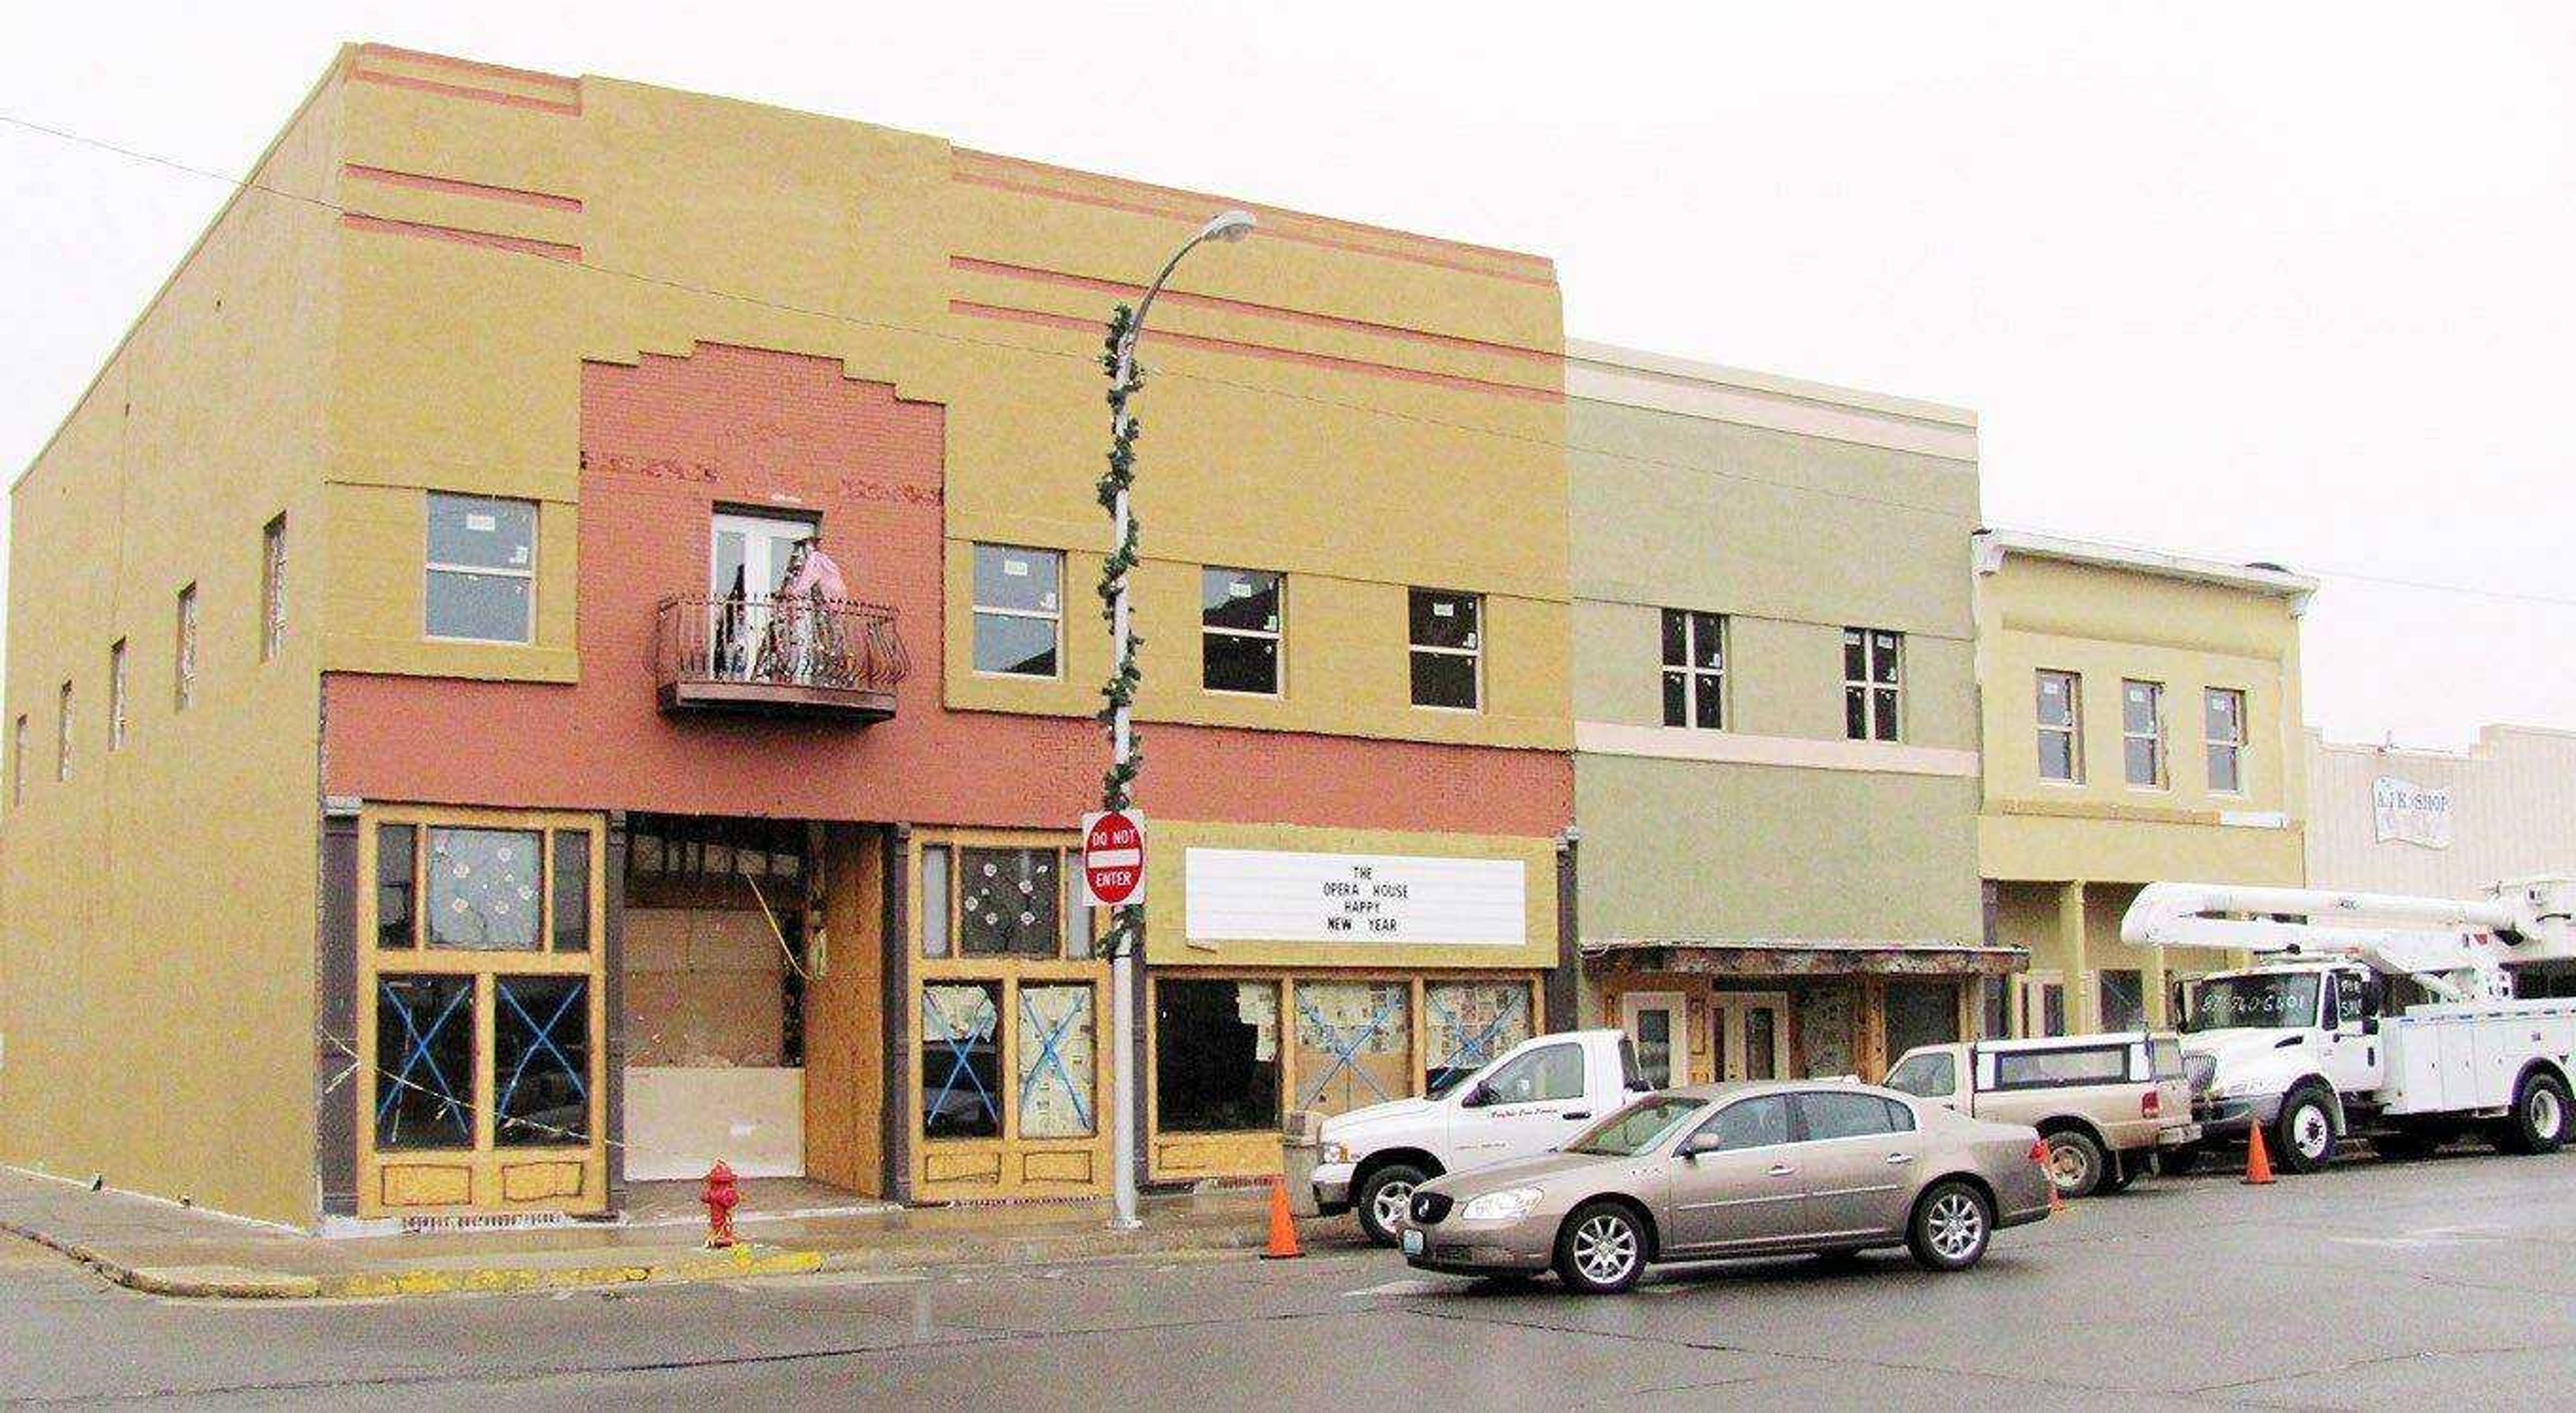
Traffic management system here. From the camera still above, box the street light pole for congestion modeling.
[1098,209,1254,1231]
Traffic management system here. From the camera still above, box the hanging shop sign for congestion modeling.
[1182,848,1527,946]
[2371,776,2453,850]
[1081,810,1146,907]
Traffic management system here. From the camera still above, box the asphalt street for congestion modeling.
[6,1149,2576,1411]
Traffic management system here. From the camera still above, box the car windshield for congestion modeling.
[2186,972,2322,1031]
[1565,1096,1705,1156]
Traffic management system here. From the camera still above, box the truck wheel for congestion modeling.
[2498,1072,2572,1156]
[2271,1087,2337,1173]
[1355,1163,1428,1246]
[2041,1130,2106,1198]
[1554,1201,1648,1294]
[1907,1180,1993,1273]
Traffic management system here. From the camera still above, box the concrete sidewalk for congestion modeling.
[0,1168,1352,1300]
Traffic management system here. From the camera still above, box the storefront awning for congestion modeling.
[1580,938,2028,978]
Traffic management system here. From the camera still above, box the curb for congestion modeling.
[0,1213,821,1300]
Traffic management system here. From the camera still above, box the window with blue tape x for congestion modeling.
[495,976,591,1147]
[376,974,475,1150]
[922,983,1002,1140]
[1016,986,1096,1139]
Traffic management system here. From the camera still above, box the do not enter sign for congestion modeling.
[1081,810,1146,907]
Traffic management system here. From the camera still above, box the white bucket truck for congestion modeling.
[2123,877,2576,1173]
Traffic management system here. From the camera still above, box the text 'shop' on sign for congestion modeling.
[1081,810,1145,907]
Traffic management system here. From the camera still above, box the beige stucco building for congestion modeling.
[1568,343,2000,1086]
[1974,530,2314,1034]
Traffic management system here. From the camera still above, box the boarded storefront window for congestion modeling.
[427,827,543,950]
[495,976,590,1147]
[1155,980,1279,1133]
[1292,981,1412,1116]
[1015,985,1097,1139]
[1424,981,1532,1094]
[922,983,1002,1139]
[958,849,1061,957]
[375,974,475,1150]
[1799,986,1854,1078]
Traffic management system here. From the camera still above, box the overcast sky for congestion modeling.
[4,2,2571,747]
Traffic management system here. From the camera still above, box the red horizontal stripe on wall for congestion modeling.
[350,68,582,116]
[952,299,1560,402]
[949,256,1556,364]
[344,164,583,212]
[953,171,1555,288]
[341,212,581,262]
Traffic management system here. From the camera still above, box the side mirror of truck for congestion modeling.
[1458,1084,1494,1109]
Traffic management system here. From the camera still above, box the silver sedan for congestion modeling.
[1399,1080,2053,1294]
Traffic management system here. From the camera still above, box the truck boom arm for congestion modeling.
[2119,880,2576,1002]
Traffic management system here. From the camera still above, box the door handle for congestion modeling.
[1562,1112,1591,1122]
[1884,1152,1916,1165]
[1766,1163,1798,1177]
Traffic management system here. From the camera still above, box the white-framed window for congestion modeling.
[260,513,287,662]
[1843,627,1902,741]
[1408,588,1482,710]
[174,583,197,711]
[424,493,537,643]
[55,681,72,782]
[2035,669,2082,782]
[2122,679,2166,788]
[2205,687,2247,794]
[971,544,1063,678]
[1201,566,1282,696]
[108,639,127,752]
[1660,609,1725,729]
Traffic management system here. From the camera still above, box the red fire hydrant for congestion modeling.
[702,1160,740,1249]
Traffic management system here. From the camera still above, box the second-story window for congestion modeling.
[1660,609,1725,729]
[261,513,287,662]
[425,493,537,643]
[109,639,128,751]
[56,682,72,782]
[1201,567,1282,695]
[174,583,198,711]
[2205,688,2247,793]
[971,544,1062,678]
[2123,679,2166,787]
[1408,588,1482,711]
[1843,628,1902,741]
[2036,669,2082,782]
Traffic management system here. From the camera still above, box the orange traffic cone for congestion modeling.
[1261,1175,1303,1260]
[2243,1124,2277,1186]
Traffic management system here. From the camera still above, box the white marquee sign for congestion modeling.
[1183,848,1528,947]
[2372,776,2454,850]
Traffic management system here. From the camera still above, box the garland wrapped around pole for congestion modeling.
[1095,303,1147,961]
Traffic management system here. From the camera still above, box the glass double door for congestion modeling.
[1618,990,1790,1088]
[708,513,814,680]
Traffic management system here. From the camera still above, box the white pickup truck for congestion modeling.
[1301,1029,1650,1245]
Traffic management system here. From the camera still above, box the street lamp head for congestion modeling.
[1199,209,1256,244]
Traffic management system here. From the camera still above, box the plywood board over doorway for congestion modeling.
[803,824,885,1195]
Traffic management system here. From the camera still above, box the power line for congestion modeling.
[7,109,2576,616]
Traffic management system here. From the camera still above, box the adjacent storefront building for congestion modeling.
[1564,344,2003,1084]
[1974,531,2314,1032]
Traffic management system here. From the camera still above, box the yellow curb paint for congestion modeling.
[317,1247,821,1300]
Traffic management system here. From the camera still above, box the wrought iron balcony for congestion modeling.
[654,594,908,721]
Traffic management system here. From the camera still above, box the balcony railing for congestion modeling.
[654,594,908,721]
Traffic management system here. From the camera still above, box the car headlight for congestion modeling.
[1459,1187,1543,1222]
[1318,1141,1353,1166]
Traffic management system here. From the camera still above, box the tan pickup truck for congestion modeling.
[1883,1033,2200,1198]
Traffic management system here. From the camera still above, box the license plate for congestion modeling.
[1401,1228,1424,1257]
